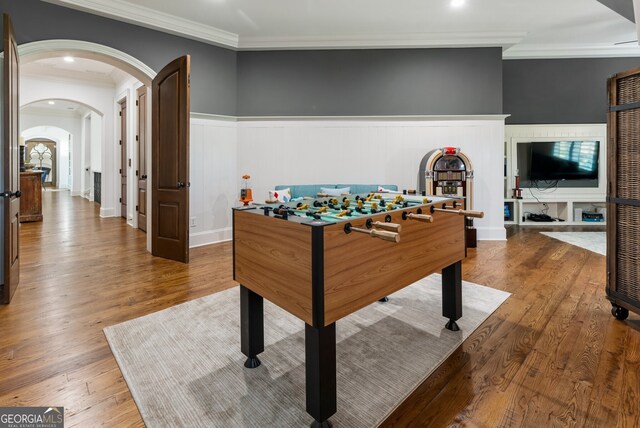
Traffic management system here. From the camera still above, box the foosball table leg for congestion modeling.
[306,323,337,428]
[442,261,462,332]
[240,285,264,368]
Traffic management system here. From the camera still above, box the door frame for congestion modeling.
[117,96,127,219]
[136,85,149,233]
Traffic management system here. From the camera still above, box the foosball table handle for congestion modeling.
[406,213,434,223]
[345,223,400,243]
[370,221,402,232]
[370,229,401,243]
[459,210,484,218]
[431,207,485,219]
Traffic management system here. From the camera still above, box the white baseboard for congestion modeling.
[70,190,81,196]
[190,228,233,248]
[100,207,116,217]
[477,227,507,241]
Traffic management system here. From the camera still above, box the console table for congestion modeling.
[20,170,43,222]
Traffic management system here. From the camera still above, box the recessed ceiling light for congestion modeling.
[63,56,75,63]
[451,0,465,8]
[48,101,55,105]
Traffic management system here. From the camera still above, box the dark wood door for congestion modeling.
[152,55,190,263]
[119,99,127,219]
[136,86,147,233]
[2,14,20,303]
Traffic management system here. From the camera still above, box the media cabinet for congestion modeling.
[504,198,606,226]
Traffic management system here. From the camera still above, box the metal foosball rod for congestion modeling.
[300,210,352,221]
[354,197,404,211]
[300,203,357,218]
[344,223,400,243]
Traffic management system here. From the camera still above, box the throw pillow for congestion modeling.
[320,186,351,196]
[377,186,397,193]
[269,188,291,202]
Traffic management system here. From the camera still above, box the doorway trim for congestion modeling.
[18,40,155,84]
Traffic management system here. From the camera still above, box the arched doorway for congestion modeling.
[18,39,154,85]
[18,41,156,249]
[21,101,104,197]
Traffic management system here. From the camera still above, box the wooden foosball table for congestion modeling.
[232,192,483,427]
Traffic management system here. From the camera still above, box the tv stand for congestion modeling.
[512,198,605,225]
[504,124,608,227]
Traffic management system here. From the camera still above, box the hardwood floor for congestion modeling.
[1,191,638,427]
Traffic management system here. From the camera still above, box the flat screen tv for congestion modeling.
[529,141,600,181]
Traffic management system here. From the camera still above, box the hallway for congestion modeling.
[0,191,233,426]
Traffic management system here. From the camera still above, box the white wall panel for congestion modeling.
[238,118,507,241]
[189,116,238,247]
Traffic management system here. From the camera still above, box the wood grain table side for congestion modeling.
[233,209,314,325]
[323,208,465,326]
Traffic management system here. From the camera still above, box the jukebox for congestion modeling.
[418,147,477,248]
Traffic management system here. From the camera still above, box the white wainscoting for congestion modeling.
[237,117,507,241]
[189,116,237,247]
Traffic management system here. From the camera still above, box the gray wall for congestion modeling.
[238,48,503,116]
[0,0,237,115]
[503,57,640,124]
[7,0,635,123]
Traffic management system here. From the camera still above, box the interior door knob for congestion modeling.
[1,190,21,198]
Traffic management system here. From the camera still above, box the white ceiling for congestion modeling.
[21,56,134,86]
[21,99,91,117]
[44,0,640,57]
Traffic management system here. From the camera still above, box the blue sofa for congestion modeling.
[275,184,398,199]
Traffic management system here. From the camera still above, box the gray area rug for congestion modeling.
[540,231,606,256]
[104,275,510,427]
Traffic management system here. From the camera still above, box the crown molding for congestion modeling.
[42,1,523,51]
[37,0,640,58]
[42,0,239,48]
[238,32,526,51]
[503,43,640,59]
